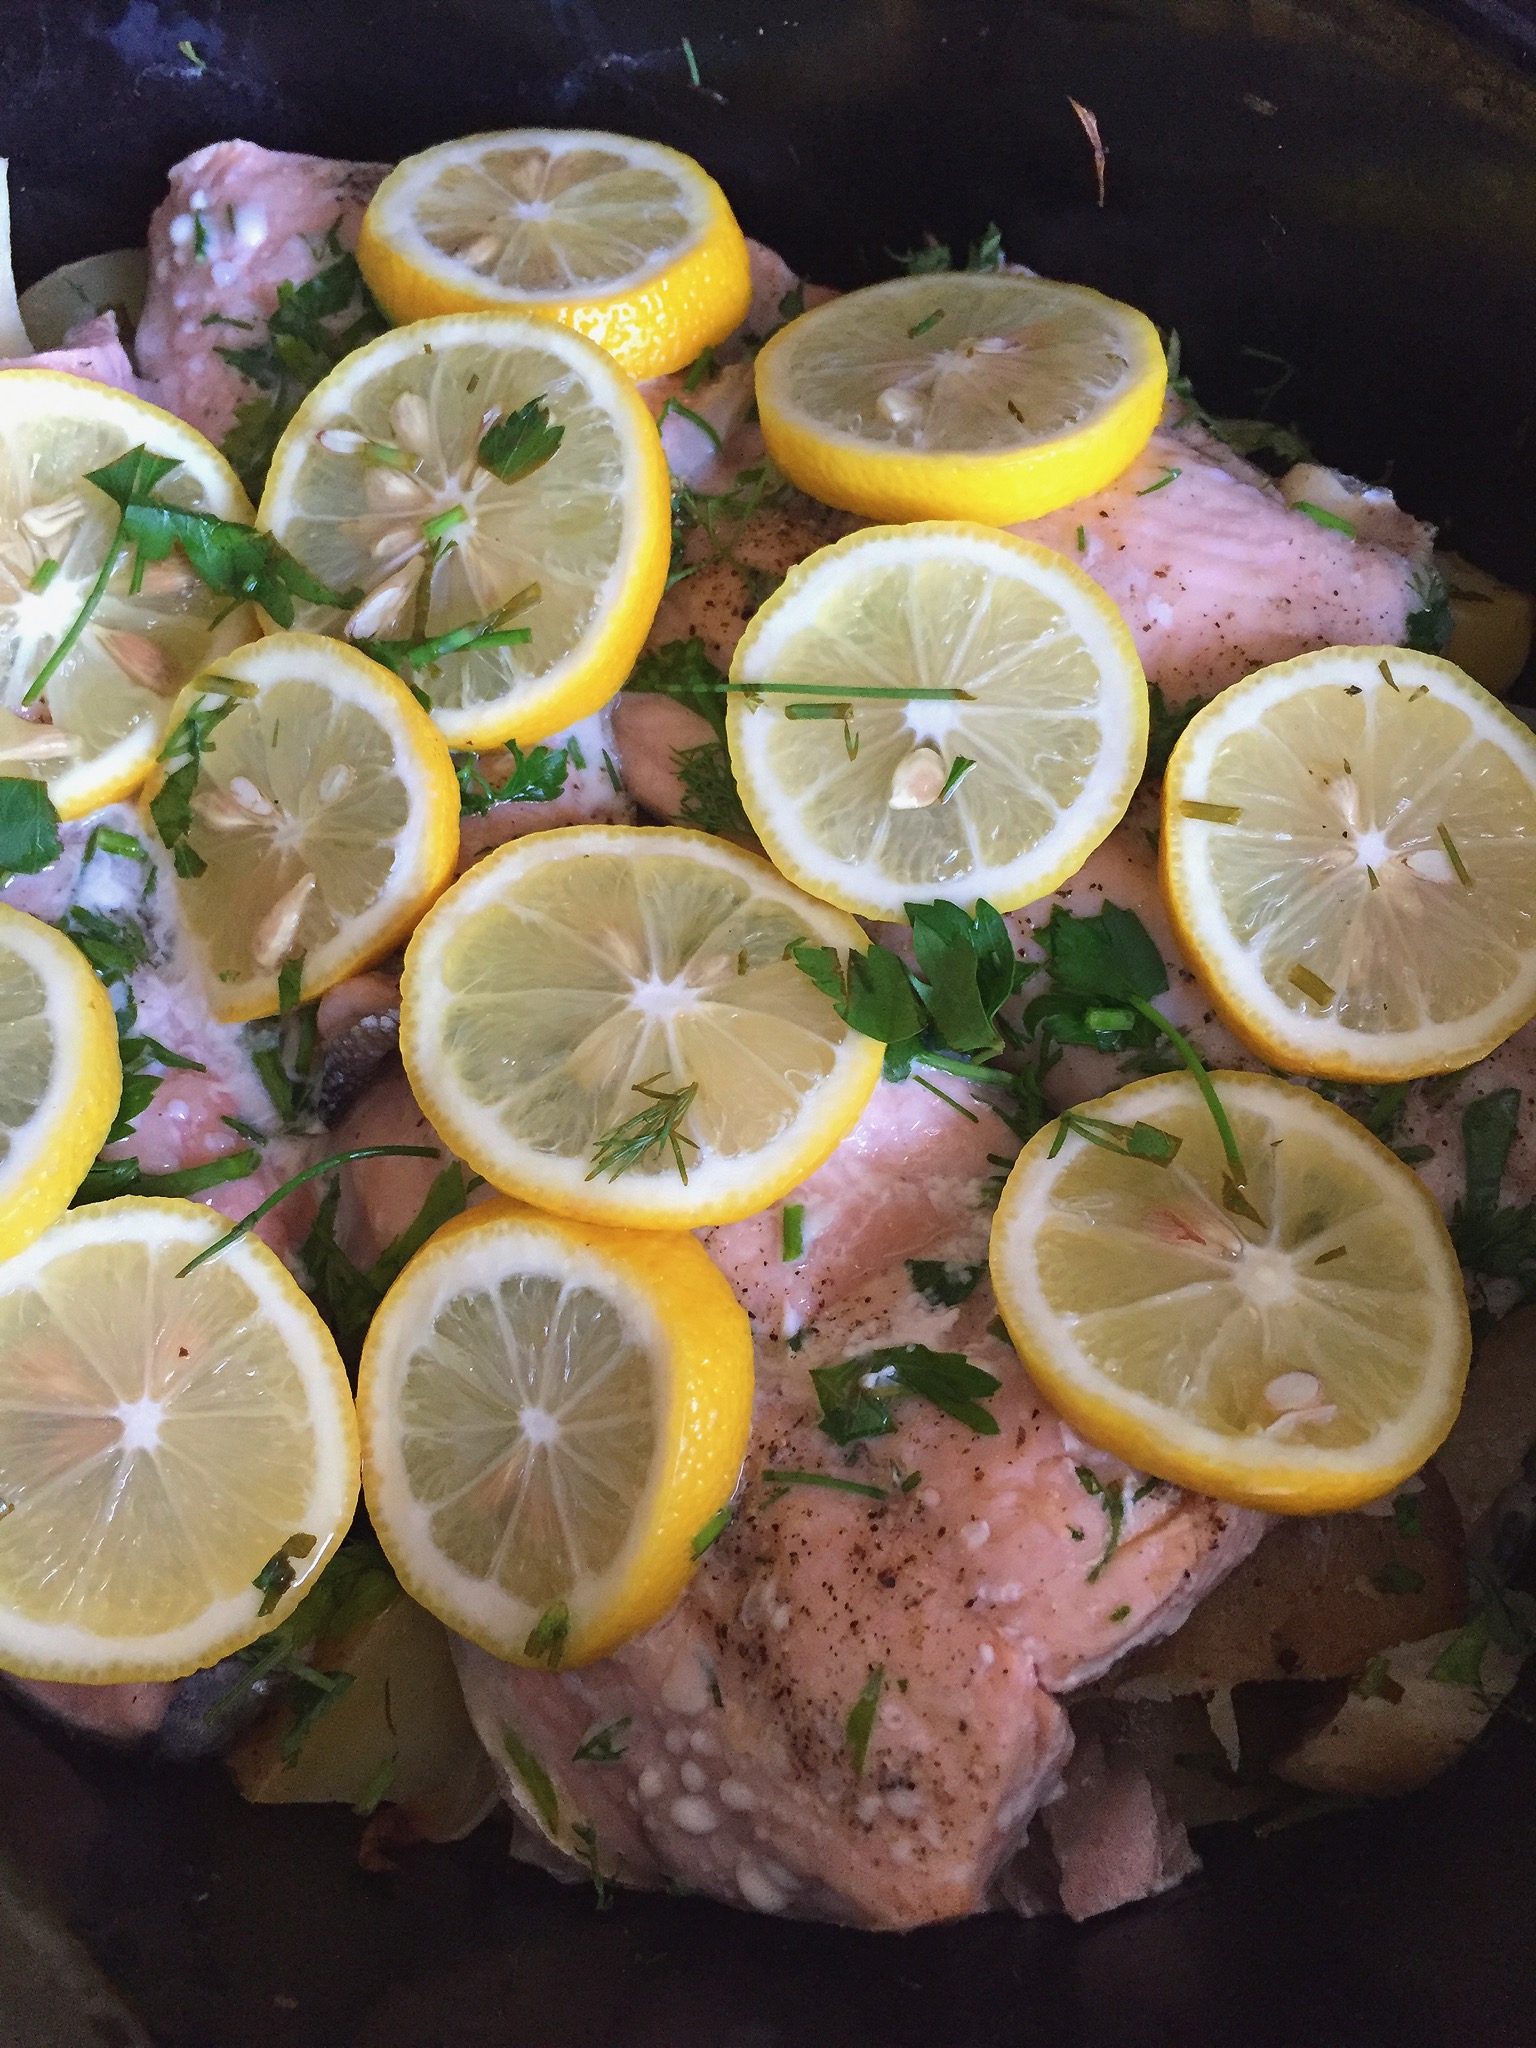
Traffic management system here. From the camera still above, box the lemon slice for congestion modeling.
[726,522,1147,920]
[0,904,120,1259]
[399,824,883,1228]
[356,129,753,380]
[146,633,460,1024]
[990,1071,1470,1514]
[359,1196,753,1665]
[0,1197,359,1681]
[754,272,1166,525]
[1162,648,1536,1080]
[257,313,670,751]
[0,370,255,818]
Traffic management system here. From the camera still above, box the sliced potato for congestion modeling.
[227,1589,498,1842]
[1110,1466,1466,1692]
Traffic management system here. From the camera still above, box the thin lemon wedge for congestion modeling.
[359,1197,753,1666]
[399,825,883,1228]
[357,129,752,380]
[257,313,670,750]
[755,272,1166,525]
[726,522,1147,919]
[0,370,254,818]
[0,1197,359,1682]
[990,1072,1470,1514]
[144,633,460,1023]
[0,903,120,1259]
[1162,647,1536,1080]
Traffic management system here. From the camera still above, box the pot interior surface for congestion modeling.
[0,2,1534,2043]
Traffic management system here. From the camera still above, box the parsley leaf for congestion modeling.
[1449,1089,1536,1293]
[812,1343,1001,1444]
[299,1159,469,1365]
[1144,683,1209,782]
[573,1718,631,1764]
[0,776,62,876]
[454,740,569,815]
[477,396,565,485]
[147,682,249,877]
[906,1258,985,1308]
[216,235,389,496]
[1406,566,1454,655]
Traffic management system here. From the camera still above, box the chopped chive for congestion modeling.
[909,1070,980,1122]
[83,825,147,863]
[761,1468,886,1501]
[1222,1174,1268,1227]
[174,1144,439,1277]
[1289,963,1335,1005]
[27,556,60,593]
[845,1664,885,1774]
[1123,996,1249,1189]
[1109,1603,1131,1623]
[503,1729,558,1832]
[1378,658,1400,691]
[1075,524,1087,553]
[1008,398,1027,424]
[1367,865,1380,890]
[938,755,975,802]
[601,749,622,791]
[1437,823,1473,887]
[24,528,126,704]
[221,1114,266,1144]
[898,1468,923,1493]
[781,1202,804,1261]
[178,37,205,68]
[907,310,944,339]
[420,504,467,544]
[697,680,974,702]
[1050,1108,1182,1166]
[785,701,853,720]
[844,722,860,761]
[1314,1244,1347,1266]
[692,1504,732,1557]
[681,33,700,84]
[1178,799,1242,824]
[1136,466,1181,495]
[1293,500,1357,536]
[276,953,304,1016]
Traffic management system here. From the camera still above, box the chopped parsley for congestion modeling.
[0,779,62,877]
[454,738,569,815]
[1075,1467,1125,1583]
[503,1728,559,1832]
[906,1258,985,1308]
[691,1504,732,1558]
[573,1718,631,1764]
[812,1343,1001,1444]
[523,1602,571,1668]
[300,1160,472,1365]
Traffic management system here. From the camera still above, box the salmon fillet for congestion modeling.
[135,140,388,445]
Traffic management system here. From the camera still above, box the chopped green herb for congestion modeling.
[524,1602,571,1668]
[812,1343,1001,1444]
[683,346,719,393]
[898,1468,923,1493]
[1076,524,1087,553]
[0,778,61,877]
[82,824,148,864]
[477,395,565,485]
[1313,1244,1347,1267]
[27,555,60,593]
[1049,1109,1182,1166]
[571,1820,613,1910]
[276,952,304,1015]
[503,1728,559,1832]
[845,1664,884,1774]
[782,1203,805,1261]
[1392,1492,1423,1538]
[1179,799,1242,824]
[1437,823,1473,888]
[1292,499,1357,536]
[691,1504,732,1557]
[907,309,944,339]
[1373,1561,1425,1596]
[300,1161,469,1365]
[602,749,623,792]
[906,1259,985,1308]
[656,395,724,452]
[1109,1604,1131,1623]
[938,755,975,803]
[454,735,568,814]
[1136,467,1181,496]
[352,1755,398,1818]
[253,1531,317,1617]
[681,33,700,84]
[178,37,205,68]
[1144,683,1210,782]
[1405,565,1454,654]
[1289,963,1335,1005]
[1075,1468,1126,1583]
[174,1143,439,1278]
[573,1718,631,1764]
[587,1074,699,1184]
[761,1468,886,1501]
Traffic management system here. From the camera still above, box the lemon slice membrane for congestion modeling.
[0,1198,359,1681]
[0,370,255,818]
[726,523,1147,920]
[0,904,120,1260]
[258,313,670,750]
[150,632,460,1024]
[360,1199,753,1666]
[991,1072,1470,1514]
[1163,648,1536,1079]
[357,129,753,378]
[400,825,883,1228]
[755,272,1166,524]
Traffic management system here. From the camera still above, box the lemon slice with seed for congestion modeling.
[0,904,120,1260]
[360,1196,753,1665]
[257,313,670,750]
[755,272,1166,525]
[146,632,460,1024]
[990,1071,1470,1514]
[1162,647,1536,1080]
[0,1197,358,1682]
[357,129,752,380]
[0,370,255,818]
[725,522,1147,920]
[399,824,884,1228]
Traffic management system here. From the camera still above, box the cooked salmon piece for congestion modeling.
[135,141,387,445]
[454,710,634,873]
[0,310,143,394]
[1013,415,1434,703]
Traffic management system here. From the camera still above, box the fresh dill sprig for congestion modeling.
[587,1075,700,1183]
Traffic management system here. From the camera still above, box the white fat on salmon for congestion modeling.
[135,141,388,444]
